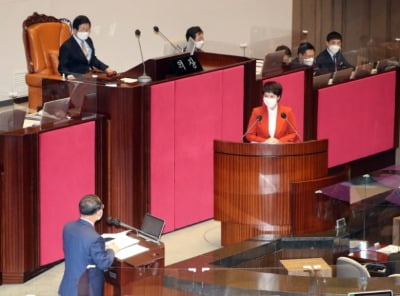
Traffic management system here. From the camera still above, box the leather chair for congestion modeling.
[23,12,71,111]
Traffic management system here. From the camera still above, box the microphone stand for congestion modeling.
[281,113,302,142]
[135,29,152,83]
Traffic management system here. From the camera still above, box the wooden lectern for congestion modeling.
[104,235,164,296]
[214,139,345,245]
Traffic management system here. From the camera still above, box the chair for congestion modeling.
[23,12,71,111]
[336,256,371,279]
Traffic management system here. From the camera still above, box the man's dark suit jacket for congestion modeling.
[58,36,108,75]
[315,49,353,75]
[58,219,115,296]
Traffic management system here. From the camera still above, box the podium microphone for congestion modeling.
[153,26,183,53]
[134,29,152,83]
[280,112,302,141]
[242,115,262,138]
[106,216,142,235]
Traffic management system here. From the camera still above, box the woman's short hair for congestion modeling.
[185,26,203,41]
[79,194,102,216]
[263,81,282,97]
[73,15,91,30]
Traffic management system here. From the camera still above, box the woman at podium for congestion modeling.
[245,81,299,144]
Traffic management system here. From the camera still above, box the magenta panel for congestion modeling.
[150,81,176,232]
[150,67,244,231]
[317,71,396,167]
[174,71,223,228]
[263,71,305,138]
[221,66,245,141]
[39,121,96,265]
[174,67,244,229]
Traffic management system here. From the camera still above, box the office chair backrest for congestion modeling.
[336,256,371,279]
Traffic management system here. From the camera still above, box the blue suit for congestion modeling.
[59,219,115,296]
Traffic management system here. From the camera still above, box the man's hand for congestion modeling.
[106,242,120,254]
[264,137,280,144]
[105,68,117,77]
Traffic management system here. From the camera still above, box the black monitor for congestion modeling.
[139,213,165,243]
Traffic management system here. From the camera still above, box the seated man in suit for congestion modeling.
[245,81,299,144]
[58,15,116,79]
[275,45,292,65]
[315,31,353,75]
[184,26,204,52]
[58,194,118,296]
[291,42,318,74]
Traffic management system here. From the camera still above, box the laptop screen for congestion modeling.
[140,213,165,242]
[41,97,70,125]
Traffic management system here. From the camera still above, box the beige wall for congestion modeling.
[0,0,292,100]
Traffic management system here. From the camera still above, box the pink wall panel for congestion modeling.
[174,71,223,228]
[221,66,245,141]
[150,67,244,231]
[263,71,305,138]
[39,121,95,265]
[317,71,396,167]
[150,81,176,232]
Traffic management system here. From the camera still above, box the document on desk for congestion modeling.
[102,230,139,250]
[115,244,149,260]
[376,244,400,254]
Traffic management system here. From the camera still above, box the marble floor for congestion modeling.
[0,220,221,296]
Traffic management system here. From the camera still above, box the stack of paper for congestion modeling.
[377,244,400,255]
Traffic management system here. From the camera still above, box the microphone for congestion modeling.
[280,112,302,141]
[243,115,262,138]
[134,29,152,83]
[107,216,141,234]
[153,26,183,53]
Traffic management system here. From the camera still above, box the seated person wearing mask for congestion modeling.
[315,31,353,75]
[245,81,299,144]
[184,26,204,52]
[275,45,292,65]
[58,15,116,79]
[291,42,318,74]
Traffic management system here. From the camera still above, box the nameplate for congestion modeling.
[170,55,203,76]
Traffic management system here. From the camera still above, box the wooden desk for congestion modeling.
[348,243,390,264]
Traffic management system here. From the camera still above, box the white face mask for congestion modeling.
[77,31,89,41]
[328,44,340,54]
[264,97,278,110]
[303,57,314,66]
[195,40,204,49]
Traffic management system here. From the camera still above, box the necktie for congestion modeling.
[81,40,89,60]
[333,54,337,72]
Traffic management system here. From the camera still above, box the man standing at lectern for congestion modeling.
[58,15,116,79]
[59,194,118,296]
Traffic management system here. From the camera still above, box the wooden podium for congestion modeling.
[104,235,164,296]
[214,139,345,245]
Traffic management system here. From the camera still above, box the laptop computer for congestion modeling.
[138,213,165,244]
[332,67,354,84]
[40,97,70,125]
[26,97,70,124]
[348,290,393,296]
[352,63,373,79]
[0,109,26,132]
[261,50,285,76]
[313,72,333,88]
[184,37,196,55]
